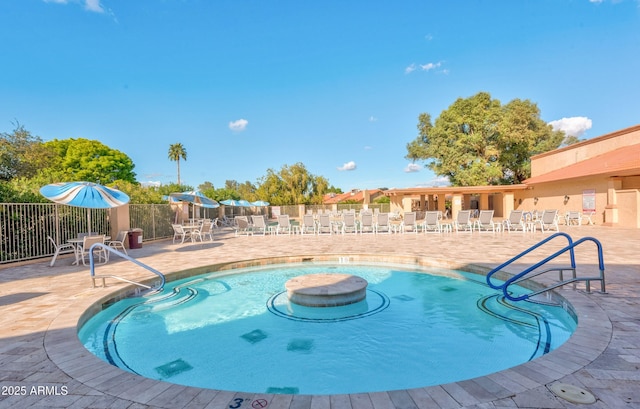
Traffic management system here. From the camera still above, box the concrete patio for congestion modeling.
[0,225,638,408]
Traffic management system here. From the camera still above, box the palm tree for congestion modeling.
[168,143,187,185]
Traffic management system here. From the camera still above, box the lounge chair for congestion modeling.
[401,212,419,233]
[474,210,498,233]
[79,235,108,265]
[251,215,268,236]
[341,212,358,234]
[374,212,391,234]
[47,236,76,267]
[106,230,128,255]
[453,210,473,233]
[301,214,317,235]
[276,214,292,235]
[565,211,582,226]
[503,210,526,233]
[317,213,332,235]
[360,212,375,234]
[423,211,441,233]
[536,209,559,232]
[234,216,252,236]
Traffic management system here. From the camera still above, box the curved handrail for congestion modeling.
[89,243,165,291]
[486,232,575,289]
[503,236,605,301]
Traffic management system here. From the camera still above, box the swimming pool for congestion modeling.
[78,260,576,395]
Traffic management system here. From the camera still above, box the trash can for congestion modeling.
[128,228,143,249]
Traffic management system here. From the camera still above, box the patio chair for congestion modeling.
[106,230,128,255]
[360,212,375,234]
[301,214,317,235]
[423,211,441,233]
[172,224,192,244]
[234,216,252,236]
[317,213,332,235]
[375,213,391,234]
[79,235,108,266]
[276,214,292,235]
[197,220,216,241]
[401,212,419,233]
[474,210,498,233]
[503,210,526,233]
[251,215,268,236]
[341,212,358,234]
[453,210,473,233]
[536,209,559,233]
[47,236,76,267]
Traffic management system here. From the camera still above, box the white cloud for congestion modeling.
[405,64,417,74]
[364,146,373,150]
[548,116,593,137]
[413,176,451,187]
[420,62,441,71]
[369,116,378,122]
[142,180,161,187]
[425,34,433,41]
[229,118,248,132]
[404,163,422,173]
[337,161,357,171]
[84,0,104,12]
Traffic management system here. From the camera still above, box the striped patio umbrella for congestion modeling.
[40,181,130,233]
[250,200,270,206]
[169,191,219,208]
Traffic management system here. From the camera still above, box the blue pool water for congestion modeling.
[78,262,576,395]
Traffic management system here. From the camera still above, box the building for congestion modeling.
[385,124,640,228]
[323,189,386,205]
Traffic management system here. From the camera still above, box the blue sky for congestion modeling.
[1,1,639,191]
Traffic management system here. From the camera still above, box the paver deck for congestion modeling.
[1,225,638,408]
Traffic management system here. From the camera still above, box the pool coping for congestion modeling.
[44,253,611,408]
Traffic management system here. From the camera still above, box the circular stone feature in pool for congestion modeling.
[285,273,368,307]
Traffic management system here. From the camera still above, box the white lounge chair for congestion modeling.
[375,213,391,234]
[251,215,268,236]
[401,212,419,233]
[423,211,441,233]
[474,210,498,233]
[234,216,252,236]
[341,212,358,234]
[47,236,76,267]
[276,214,292,235]
[453,210,473,233]
[503,210,526,233]
[565,211,582,226]
[317,213,332,235]
[537,209,559,232]
[360,212,375,234]
[301,214,317,235]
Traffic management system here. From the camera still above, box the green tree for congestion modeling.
[44,138,137,184]
[168,143,187,185]
[406,92,566,186]
[0,123,55,181]
[255,163,329,205]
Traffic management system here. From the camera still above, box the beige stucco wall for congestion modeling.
[617,190,640,228]
[515,177,609,224]
[531,125,640,177]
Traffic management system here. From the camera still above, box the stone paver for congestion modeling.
[0,225,639,409]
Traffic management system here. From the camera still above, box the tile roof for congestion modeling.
[524,143,640,184]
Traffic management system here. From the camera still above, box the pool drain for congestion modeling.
[549,383,596,404]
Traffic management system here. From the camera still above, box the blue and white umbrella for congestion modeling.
[40,181,130,233]
[40,181,130,209]
[169,191,219,208]
[220,199,250,207]
[250,200,270,206]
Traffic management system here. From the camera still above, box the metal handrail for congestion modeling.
[486,232,575,290]
[503,237,605,301]
[486,233,605,302]
[89,243,165,292]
